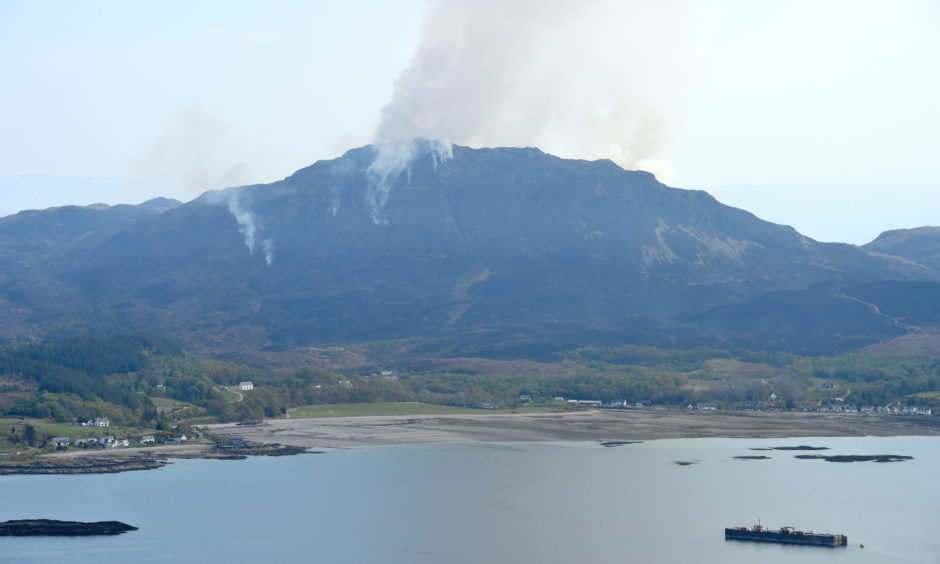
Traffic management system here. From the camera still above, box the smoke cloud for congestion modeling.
[374,0,697,184]
[133,104,253,193]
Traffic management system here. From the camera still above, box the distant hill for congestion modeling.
[1,142,938,364]
[0,174,142,218]
[864,227,940,270]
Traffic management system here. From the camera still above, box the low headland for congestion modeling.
[0,442,307,476]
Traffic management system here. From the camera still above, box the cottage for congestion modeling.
[88,417,110,427]
[99,436,129,448]
[239,381,254,391]
[140,435,156,445]
[51,437,70,449]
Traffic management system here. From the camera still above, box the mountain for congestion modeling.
[0,142,937,364]
[0,174,132,218]
[864,227,940,270]
[0,199,181,338]
[0,198,181,256]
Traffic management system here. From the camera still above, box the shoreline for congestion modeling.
[6,409,940,475]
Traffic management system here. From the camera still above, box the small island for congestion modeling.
[0,519,138,536]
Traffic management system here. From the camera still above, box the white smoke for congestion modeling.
[260,238,275,267]
[365,139,452,224]
[207,188,275,266]
[374,0,697,184]
[329,185,342,217]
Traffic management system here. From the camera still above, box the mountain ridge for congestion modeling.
[1,142,938,364]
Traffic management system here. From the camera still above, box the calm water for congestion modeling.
[1,436,938,563]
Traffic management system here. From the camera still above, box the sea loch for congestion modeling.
[1,436,937,563]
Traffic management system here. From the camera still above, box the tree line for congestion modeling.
[0,335,937,428]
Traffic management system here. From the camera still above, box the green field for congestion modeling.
[216,387,242,403]
[0,417,152,455]
[287,402,559,418]
[151,396,206,417]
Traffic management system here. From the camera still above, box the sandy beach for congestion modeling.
[208,409,940,449]
[9,409,937,475]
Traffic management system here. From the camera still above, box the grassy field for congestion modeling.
[287,402,560,418]
[151,397,206,417]
[216,387,242,403]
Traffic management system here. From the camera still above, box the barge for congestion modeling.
[725,523,847,547]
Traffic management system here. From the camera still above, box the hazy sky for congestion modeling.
[2,0,938,244]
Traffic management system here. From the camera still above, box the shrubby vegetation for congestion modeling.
[0,335,937,431]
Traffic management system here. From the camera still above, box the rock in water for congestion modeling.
[0,519,138,536]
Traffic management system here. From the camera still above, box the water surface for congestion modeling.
[2,436,937,563]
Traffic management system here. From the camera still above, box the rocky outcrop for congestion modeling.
[0,519,138,536]
[0,443,308,475]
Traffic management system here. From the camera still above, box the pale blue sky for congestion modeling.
[2,0,938,244]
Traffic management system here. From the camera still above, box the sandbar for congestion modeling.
[207,409,940,449]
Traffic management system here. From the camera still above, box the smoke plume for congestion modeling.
[366,139,452,224]
[207,188,275,266]
[374,0,694,184]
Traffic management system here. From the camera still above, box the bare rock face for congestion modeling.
[0,519,138,536]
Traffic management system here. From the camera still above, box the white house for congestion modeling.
[88,417,110,427]
[239,381,254,391]
[566,399,603,407]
